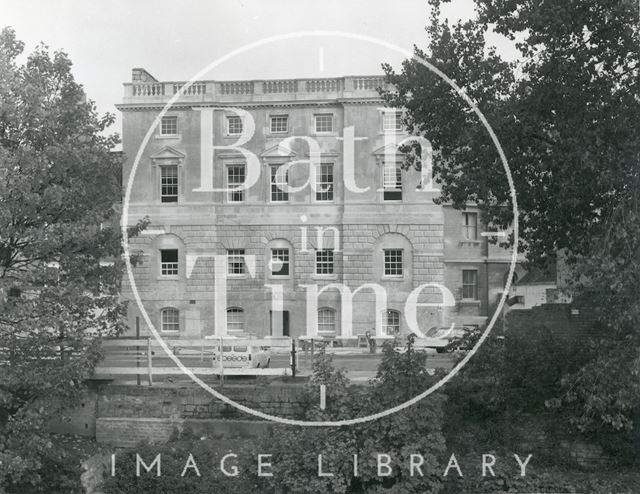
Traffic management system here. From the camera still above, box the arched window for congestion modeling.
[226,307,245,334]
[161,308,179,332]
[383,309,400,335]
[318,307,336,334]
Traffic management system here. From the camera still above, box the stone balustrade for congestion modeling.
[172,82,206,95]
[123,76,389,102]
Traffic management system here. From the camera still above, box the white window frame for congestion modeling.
[270,164,289,202]
[227,163,246,203]
[160,164,179,203]
[383,249,403,278]
[270,115,289,134]
[315,249,334,275]
[226,307,245,334]
[314,113,333,133]
[462,269,479,300]
[382,162,403,201]
[381,111,403,133]
[318,307,336,335]
[383,309,400,335]
[161,307,180,332]
[226,115,243,135]
[227,249,245,276]
[160,116,178,136]
[315,162,334,202]
[270,248,290,277]
[462,212,478,240]
[160,249,179,277]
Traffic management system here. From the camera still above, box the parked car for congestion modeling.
[393,325,469,354]
[211,344,271,369]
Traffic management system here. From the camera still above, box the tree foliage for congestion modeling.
[381,0,640,436]
[0,27,145,491]
[254,340,447,494]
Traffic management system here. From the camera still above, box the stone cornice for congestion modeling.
[116,98,385,113]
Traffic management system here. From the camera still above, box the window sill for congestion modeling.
[382,276,405,282]
[158,276,180,281]
[155,134,181,140]
[311,132,338,137]
[313,274,338,281]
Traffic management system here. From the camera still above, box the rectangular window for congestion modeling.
[160,249,178,276]
[383,163,403,201]
[463,212,478,240]
[270,165,289,202]
[160,165,178,203]
[315,163,334,201]
[314,114,333,133]
[270,248,290,276]
[227,115,243,135]
[382,111,402,132]
[160,116,178,136]
[227,249,245,275]
[315,249,334,275]
[462,270,478,299]
[383,249,403,277]
[270,115,288,133]
[227,164,245,202]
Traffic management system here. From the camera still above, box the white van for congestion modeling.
[211,344,271,369]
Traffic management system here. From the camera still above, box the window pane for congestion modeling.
[161,249,178,276]
[270,115,288,133]
[318,308,336,334]
[227,165,245,202]
[270,165,289,202]
[315,114,333,133]
[384,249,403,276]
[383,163,402,201]
[271,248,289,276]
[161,116,177,135]
[382,112,402,132]
[227,116,243,135]
[383,309,400,335]
[226,307,244,333]
[463,213,478,240]
[315,163,334,201]
[462,270,478,299]
[160,165,178,203]
[227,249,245,275]
[315,249,334,275]
[161,308,179,332]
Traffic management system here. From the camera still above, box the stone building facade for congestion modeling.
[118,68,519,341]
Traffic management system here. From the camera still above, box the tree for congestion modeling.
[380,0,640,439]
[0,27,145,491]
[253,341,447,494]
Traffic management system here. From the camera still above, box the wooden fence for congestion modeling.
[94,336,294,385]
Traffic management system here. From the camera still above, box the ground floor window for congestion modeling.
[226,307,244,333]
[462,269,478,299]
[318,307,336,334]
[383,309,400,335]
[161,308,179,332]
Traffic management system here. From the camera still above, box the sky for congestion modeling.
[2,0,518,143]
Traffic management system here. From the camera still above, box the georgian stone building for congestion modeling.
[118,68,520,340]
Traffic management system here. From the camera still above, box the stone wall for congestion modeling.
[52,383,307,448]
